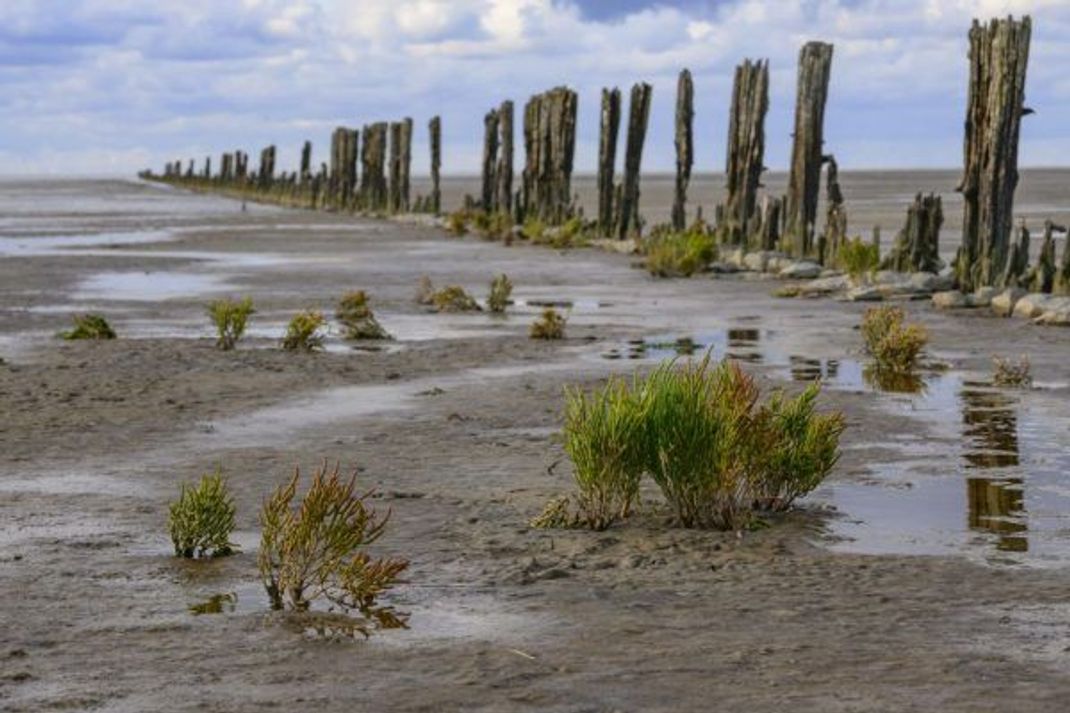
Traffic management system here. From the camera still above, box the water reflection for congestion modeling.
[967,477,1027,552]
[189,592,238,615]
[960,386,1020,468]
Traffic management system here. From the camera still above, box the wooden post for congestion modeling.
[821,155,846,265]
[1000,222,1031,288]
[756,195,783,251]
[784,42,834,257]
[399,118,412,212]
[360,123,388,212]
[496,101,514,216]
[389,122,402,213]
[881,193,944,273]
[429,116,442,215]
[1053,224,1070,295]
[617,82,652,240]
[1028,220,1059,293]
[672,69,694,232]
[721,59,769,246]
[956,16,1032,292]
[481,108,500,212]
[300,141,312,181]
[597,88,621,236]
[521,86,577,224]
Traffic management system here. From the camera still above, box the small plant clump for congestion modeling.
[834,236,880,278]
[992,355,1032,388]
[642,222,717,277]
[530,307,566,340]
[207,297,254,351]
[487,274,513,313]
[168,469,238,559]
[281,310,328,351]
[62,314,116,340]
[431,285,481,313]
[861,305,928,372]
[336,291,391,340]
[521,217,547,243]
[446,210,469,235]
[258,462,408,629]
[545,356,844,531]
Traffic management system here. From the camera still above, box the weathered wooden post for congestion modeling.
[756,195,783,251]
[672,69,694,232]
[389,122,402,212]
[821,155,846,264]
[1028,220,1059,293]
[400,118,412,212]
[1053,224,1070,295]
[481,108,500,212]
[360,123,388,212]
[429,116,442,215]
[203,156,212,179]
[521,87,578,224]
[881,193,944,273]
[617,82,652,239]
[784,42,834,257]
[496,101,514,216]
[258,146,276,189]
[955,16,1032,292]
[720,59,769,246]
[300,141,312,181]
[597,87,621,236]
[1000,223,1030,288]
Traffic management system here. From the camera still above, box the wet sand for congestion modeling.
[3,179,1070,712]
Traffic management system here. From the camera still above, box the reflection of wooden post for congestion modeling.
[956,16,1032,292]
[496,101,514,216]
[597,88,621,236]
[672,70,694,231]
[429,116,442,215]
[481,108,500,212]
[721,59,769,247]
[881,193,943,273]
[784,42,833,257]
[617,82,652,239]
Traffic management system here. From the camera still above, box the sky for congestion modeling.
[0,0,1068,177]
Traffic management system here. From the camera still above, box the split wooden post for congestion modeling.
[881,193,944,273]
[617,82,652,240]
[721,59,769,246]
[597,88,621,236]
[784,42,834,258]
[672,69,694,232]
[521,86,578,224]
[956,16,1032,292]
[481,108,500,212]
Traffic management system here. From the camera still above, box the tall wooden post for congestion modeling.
[481,108,500,212]
[496,101,514,216]
[521,86,577,224]
[721,59,769,246]
[617,82,652,240]
[300,141,312,181]
[784,42,834,257]
[429,116,442,215]
[672,69,694,232]
[597,88,621,236]
[955,16,1032,292]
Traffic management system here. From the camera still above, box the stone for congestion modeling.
[779,261,822,279]
[932,291,969,309]
[991,288,1027,317]
[846,286,885,302]
[1012,293,1058,319]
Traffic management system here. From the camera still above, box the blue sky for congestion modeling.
[0,0,1068,176]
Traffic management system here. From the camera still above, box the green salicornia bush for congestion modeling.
[834,236,880,278]
[258,463,408,627]
[62,314,116,340]
[168,469,238,558]
[487,274,513,313]
[992,355,1032,388]
[207,297,254,350]
[560,376,647,530]
[861,305,927,372]
[281,310,327,351]
[643,222,717,278]
[530,307,566,339]
[336,291,391,340]
[431,285,481,312]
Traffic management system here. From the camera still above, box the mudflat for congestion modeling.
[2,179,1069,712]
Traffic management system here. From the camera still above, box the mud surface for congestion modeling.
[2,179,1070,712]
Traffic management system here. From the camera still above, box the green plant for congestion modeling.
[530,308,566,339]
[639,357,757,529]
[281,310,327,351]
[336,291,391,340]
[61,314,116,340]
[548,216,590,249]
[561,376,647,529]
[642,226,717,277]
[487,274,513,313]
[207,297,254,350]
[861,306,927,372]
[431,285,481,313]
[521,217,547,243]
[749,384,845,511]
[834,236,880,278]
[168,469,238,559]
[258,462,408,628]
[992,356,1032,388]
[446,210,468,235]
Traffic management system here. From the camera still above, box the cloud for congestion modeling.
[0,0,1067,177]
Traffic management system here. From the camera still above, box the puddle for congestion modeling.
[73,271,233,301]
[0,229,176,256]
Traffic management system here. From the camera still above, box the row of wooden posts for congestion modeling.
[145,15,1070,295]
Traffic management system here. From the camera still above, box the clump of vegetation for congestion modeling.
[992,356,1032,388]
[523,216,590,249]
[281,310,327,351]
[487,274,513,313]
[642,222,717,277]
[541,357,844,531]
[61,314,116,340]
[474,211,512,240]
[207,297,254,351]
[431,285,481,313]
[521,217,547,243]
[560,376,647,529]
[336,291,391,340]
[168,469,238,559]
[446,210,469,235]
[834,236,880,278]
[258,462,408,630]
[530,307,566,339]
[861,306,928,372]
